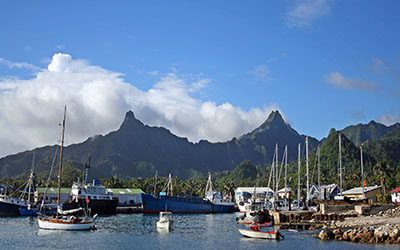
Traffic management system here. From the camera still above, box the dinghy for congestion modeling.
[239,225,282,240]
[156,211,173,229]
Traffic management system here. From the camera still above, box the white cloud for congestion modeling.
[378,114,400,126]
[0,53,279,157]
[0,57,40,73]
[325,72,377,91]
[250,64,272,82]
[286,0,332,29]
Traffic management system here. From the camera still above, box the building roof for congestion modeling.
[235,187,273,193]
[390,187,400,193]
[277,187,292,193]
[342,186,381,195]
[36,187,71,194]
[107,188,144,195]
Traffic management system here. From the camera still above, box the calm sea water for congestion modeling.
[0,213,398,249]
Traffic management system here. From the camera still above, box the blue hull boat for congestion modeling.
[141,193,235,214]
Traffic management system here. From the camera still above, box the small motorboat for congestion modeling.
[156,211,173,229]
[239,225,282,240]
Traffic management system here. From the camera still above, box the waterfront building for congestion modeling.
[342,185,382,202]
[310,184,340,200]
[389,187,400,205]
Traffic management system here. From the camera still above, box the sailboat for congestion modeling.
[37,106,96,230]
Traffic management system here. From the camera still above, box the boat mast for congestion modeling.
[153,170,158,196]
[317,145,321,190]
[297,143,301,204]
[360,144,365,198]
[284,145,288,210]
[275,144,279,196]
[338,133,343,195]
[57,106,66,207]
[27,152,35,206]
[306,137,309,203]
[205,172,213,194]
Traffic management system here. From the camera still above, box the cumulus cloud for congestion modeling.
[378,114,400,126]
[286,0,332,29]
[325,72,377,91]
[0,53,279,157]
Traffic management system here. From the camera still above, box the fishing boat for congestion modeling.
[37,106,96,230]
[142,173,235,214]
[156,211,173,229]
[238,228,281,240]
[0,163,36,216]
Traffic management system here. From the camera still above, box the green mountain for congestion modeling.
[340,120,400,146]
[0,110,318,179]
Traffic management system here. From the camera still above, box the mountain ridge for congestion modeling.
[0,110,398,179]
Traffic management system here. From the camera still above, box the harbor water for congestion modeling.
[1,213,398,249]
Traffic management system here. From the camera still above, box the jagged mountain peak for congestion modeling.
[260,110,286,129]
[119,110,144,129]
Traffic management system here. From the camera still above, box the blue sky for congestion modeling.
[0,0,400,155]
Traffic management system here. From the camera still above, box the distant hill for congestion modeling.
[0,110,319,179]
[340,121,400,146]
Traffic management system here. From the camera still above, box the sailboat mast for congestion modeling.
[306,137,309,202]
[297,143,301,203]
[275,144,279,194]
[360,144,365,198]
[338,133,343,195]
[317,145,321,189]
[57,106,66,206]
[153,170,158,196]
[284,145,288,209]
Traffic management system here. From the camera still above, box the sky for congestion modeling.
[0,0,399,157]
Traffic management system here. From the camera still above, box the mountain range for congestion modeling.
[0,110,399,179]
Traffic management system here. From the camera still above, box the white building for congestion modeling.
[277,187,292,199]
[390,187,400,204]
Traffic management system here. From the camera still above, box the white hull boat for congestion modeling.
[156,212,173,229]
[38,217,93,230]
[238,229,280,240]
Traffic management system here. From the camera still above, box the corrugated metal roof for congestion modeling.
[36,187,71,194]
[106,188,144,195]
[342,186,381,195]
